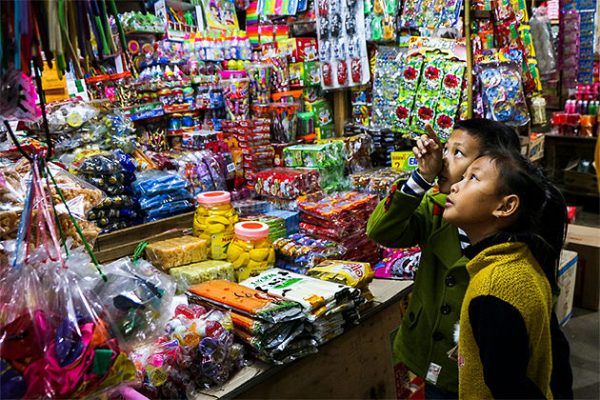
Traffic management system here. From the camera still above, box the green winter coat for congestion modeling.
[367,189,469,393]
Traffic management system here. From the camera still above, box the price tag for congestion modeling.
[391,151,418,172]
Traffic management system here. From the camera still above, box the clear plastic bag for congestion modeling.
[72,256,176,348]
[0,265,50,399]
[530,7,557,77]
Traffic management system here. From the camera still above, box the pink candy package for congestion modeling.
[372,246,421,280]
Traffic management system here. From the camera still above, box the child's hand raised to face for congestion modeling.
[412,124,443,184]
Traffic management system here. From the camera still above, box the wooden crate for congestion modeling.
[93,211,194,262]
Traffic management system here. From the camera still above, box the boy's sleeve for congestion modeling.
[366,170,435,248]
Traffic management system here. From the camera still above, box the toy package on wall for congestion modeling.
[399,0,463,35]
[202,0,240,30]
[372,45,465,142]
[364,0,399,42]
[315,0,371,89]
[476,61,530,126]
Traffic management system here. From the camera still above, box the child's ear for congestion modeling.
[493,194,520,219]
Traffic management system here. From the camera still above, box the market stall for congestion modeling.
[0,0,597,398]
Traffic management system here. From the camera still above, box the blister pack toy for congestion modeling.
[315,0,371,89]
[476,61,530,126]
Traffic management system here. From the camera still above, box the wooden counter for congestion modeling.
[194,279,413,399]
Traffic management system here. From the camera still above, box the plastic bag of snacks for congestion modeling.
[308,260,374,289]
[273,233,347,274]
[72,256,176,347]
[131,304,245,397]
[0,264,49,399]
[373,246,421,280]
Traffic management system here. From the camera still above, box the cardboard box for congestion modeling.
[566,224,600,310]
[528,134,545,162]
[556,250,578,325]
[563,161,599,193]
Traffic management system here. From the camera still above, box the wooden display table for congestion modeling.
[194,279,413,399]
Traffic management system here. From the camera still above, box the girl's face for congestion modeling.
[438,129,481,194]
[443,156,508,232]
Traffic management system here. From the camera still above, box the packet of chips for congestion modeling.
[308,260,374,289]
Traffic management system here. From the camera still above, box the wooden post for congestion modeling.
[465,0,474,118]
[333,89,348,137]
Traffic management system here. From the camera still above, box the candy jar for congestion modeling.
[227,221,275,281]
[193,191,239,259]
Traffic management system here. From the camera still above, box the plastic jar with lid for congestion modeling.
[193,191,239,259]
[227,221,275,281]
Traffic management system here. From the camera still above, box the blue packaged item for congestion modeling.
[139,189,193,210]
[134,172,188,197]
[146,200,194,221]
[265,209,300,234]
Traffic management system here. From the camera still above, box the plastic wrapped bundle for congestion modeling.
[273,233,347,274]
[241,268,364,320]
[169,260,236,293]
[308,260,374,289]
[372,246,421,280]
[297,192,380,264]
[133,171,194,222]
[131,304,245,398]
[187,280,304,323]
[241,269,365,346]
[145,236,209,270]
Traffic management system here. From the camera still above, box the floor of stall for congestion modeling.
[564,210,599,400]
[563,308,599,399]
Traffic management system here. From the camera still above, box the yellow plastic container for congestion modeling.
[193,191,239,259]
[227,221,275,281]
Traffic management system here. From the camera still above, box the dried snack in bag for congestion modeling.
[308,260,374,288]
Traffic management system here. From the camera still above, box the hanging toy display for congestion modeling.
[315,0,371,89]
[476,61,530,127]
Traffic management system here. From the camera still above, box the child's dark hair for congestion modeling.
[486,150,567,294]
[454,118,521,155]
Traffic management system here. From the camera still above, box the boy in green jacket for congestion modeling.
[366,119,520,398]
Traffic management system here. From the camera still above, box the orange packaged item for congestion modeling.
[187,280,304,323]
[145,236,209,270]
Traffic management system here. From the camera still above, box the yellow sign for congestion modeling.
[391,151,418,172]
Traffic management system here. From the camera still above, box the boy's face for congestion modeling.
[438,129,480,194]
[443,156,505,229]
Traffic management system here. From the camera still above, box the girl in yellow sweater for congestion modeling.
[443,151,572,399]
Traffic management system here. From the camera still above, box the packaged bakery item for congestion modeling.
[169,260,235,292]
[145,236,209,270]
[308,260,374,289]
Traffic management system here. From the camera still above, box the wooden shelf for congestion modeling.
[472,9,493,19]
[545,134,598,142]
[193,279,414,400]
